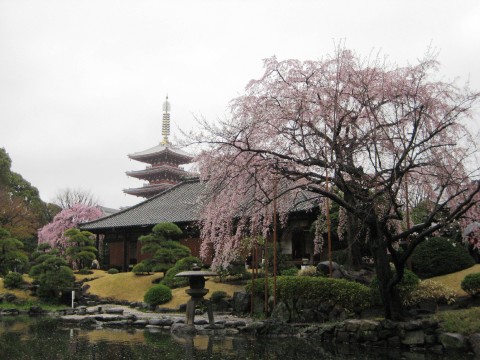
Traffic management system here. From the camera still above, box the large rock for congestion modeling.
[149,318,174,326]
[438,332,467,349]
[468,333,480,356]
[170,323,196,335]
[270,302,290,323]
[232,292,250,313]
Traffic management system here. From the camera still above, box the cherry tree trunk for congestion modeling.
[369,222,404,320]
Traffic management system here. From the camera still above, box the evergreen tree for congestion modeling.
[134,223,190,275]
[64,228,97,270]
[0,227,28,275]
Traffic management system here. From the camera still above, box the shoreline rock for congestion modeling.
[0,304,478,356]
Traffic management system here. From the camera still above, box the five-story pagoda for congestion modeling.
[123,97,194,198]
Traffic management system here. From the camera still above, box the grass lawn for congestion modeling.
[0,275,35,302]
[430,264,480,296]
[83,270,245,308]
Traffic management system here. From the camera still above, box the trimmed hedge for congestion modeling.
[461,273,480,297]
[107,268,119,274]
[246,276,371,313]
[144,284,172,306]
[412,237,474,278]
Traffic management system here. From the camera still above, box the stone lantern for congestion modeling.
[175,264,218,325]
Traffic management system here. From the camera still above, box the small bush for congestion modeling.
[144,284,172,306]
[108,268,119,274]
[3,272,24,289]
[77,268,93,275]
[461,273,480,297]
[215,262,250,282]
[371,268,420,306]
[280,267,298,276]
[210,290,228,303]
[161,256,202,288]
[132,262,151,275]
[404,279,457,306]
[298,266,321,277]
[412,237,474,278]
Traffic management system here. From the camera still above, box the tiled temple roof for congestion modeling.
[81,178,320,232]
[81,179,205,231]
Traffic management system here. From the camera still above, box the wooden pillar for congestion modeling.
[123,230,128,272]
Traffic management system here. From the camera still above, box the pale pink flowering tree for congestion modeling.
[191,47,480,320]
[38,203,102,254]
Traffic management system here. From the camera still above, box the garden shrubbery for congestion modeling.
[107,268,119,274]
[161,256,202,288]
[3,272,24,289]
[132,262,151,275]
[280,267,298,276]
[370,268,420,306]
[412,237,474,278]
[246,276,371,313]
[461,273,480,297]
[404,279,457,306]
[144,284,172,306]
[210,290,228,303]
[214,261,251,282]
[298,266,322,277]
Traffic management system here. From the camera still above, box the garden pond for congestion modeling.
[0,316,474,360]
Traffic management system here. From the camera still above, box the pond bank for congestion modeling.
[1,303,479,357]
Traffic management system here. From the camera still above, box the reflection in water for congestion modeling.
[0,317,473,360]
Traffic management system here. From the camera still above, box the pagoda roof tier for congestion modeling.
[128,144,193,164]
[125,165,192,179]
[123,182,178,198]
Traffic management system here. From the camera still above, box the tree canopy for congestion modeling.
[0,148,58,247]
[37,204,102,253]
[134,222,190,275]
[192,48,480,319]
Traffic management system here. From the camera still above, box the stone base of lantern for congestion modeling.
[185,288,214,325]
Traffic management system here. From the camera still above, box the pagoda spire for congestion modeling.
[161,95,171,145]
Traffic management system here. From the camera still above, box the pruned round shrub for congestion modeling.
[370,268,420,306]
[280,267,298,276]
[404,279,457,306]
[77,268,93,275]
[108,268,119,274]
[210,290,228,303]
[461,273,480,297]
[144,284,172,306]
[246,276,371,313]
[161,256,202,288]
[3,272,24,289]
[132,262,151,275]
[412,237,474,278]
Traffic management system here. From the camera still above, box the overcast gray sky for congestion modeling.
[1,0,479,209]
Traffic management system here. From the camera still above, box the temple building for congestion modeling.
[123,96,194,198]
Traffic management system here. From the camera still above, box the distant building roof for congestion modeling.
[81,178,205,231]
[99,206,120,217]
